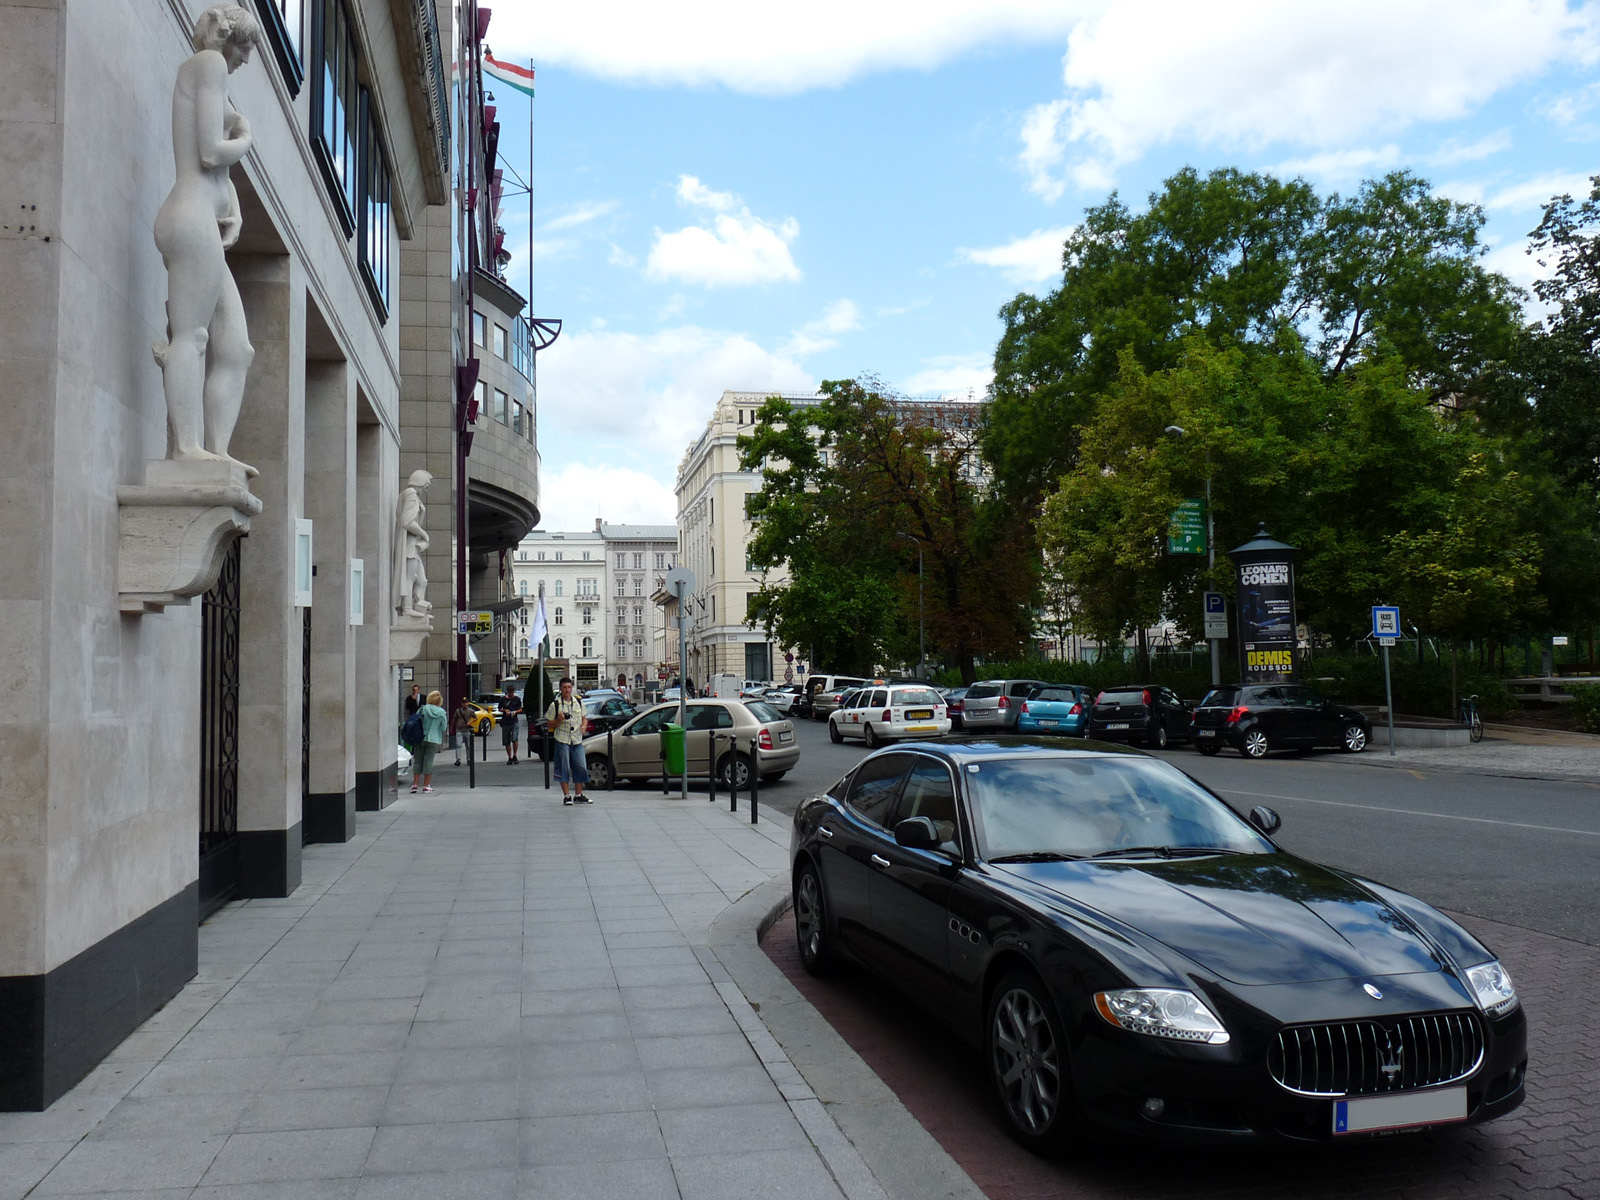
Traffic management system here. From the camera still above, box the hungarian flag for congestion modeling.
[483,54,535,98]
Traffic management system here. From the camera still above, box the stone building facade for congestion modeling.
[0,0,515,1110]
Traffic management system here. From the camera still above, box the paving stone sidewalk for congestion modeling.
[0,776,886,1200]
[1349,729,1600,782]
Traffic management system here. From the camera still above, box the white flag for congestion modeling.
[528,593,548,653]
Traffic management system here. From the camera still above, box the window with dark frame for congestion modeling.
[358,88,391,316]
[259,0,306,93]
[311,0,358,233]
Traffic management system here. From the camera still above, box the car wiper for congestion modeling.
[1086,845,1229,860]
[988,851,1084,863]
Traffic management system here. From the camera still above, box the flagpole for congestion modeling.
[528,57,534,318]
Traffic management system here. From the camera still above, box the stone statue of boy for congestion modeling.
[393,470,434,619]
[153,4,259,476]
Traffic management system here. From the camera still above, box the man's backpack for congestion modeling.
[401,712,424,748]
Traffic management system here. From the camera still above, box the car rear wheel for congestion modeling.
[864,723,882,749]
[1241,728,1271,759]
[987,970,1076,1151]
[585,756,613,788]
[1341,723,1368,753]
[718,752,753,791]
[828,720,843,744]
[793,862,836,976]
[1152,723,1169,750]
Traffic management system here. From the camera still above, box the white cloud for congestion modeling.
[1485,170,1597,211]
[535,323,815,459]
[537,463,680,530]
[902,354,994,399]
[1425,132,1514,166]
[646,175,801,287]
[542,199,619,232]
[958,227,1073,285]
[489,2,1093,94]
[1542,79,1600,124]
[782,299,862,356]
[1020,0,1599,200]
[1271,145,1402,185]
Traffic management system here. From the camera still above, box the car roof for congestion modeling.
[865,736,1149,765]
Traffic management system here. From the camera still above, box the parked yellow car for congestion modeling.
[460,700,496,735]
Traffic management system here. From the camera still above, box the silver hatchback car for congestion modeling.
[959,679,1051,731]
[580,698,800,789]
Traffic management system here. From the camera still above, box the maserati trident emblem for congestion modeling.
[1362,983,1383,1000]
[1380,1032,1404,1083]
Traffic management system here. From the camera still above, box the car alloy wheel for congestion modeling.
[828,720,843,744]
[585,756,612,789]
[987,971,1072,1148]
[864,724,882,749]
[1342,724,1367,753]
[1154,723,1169,750]
[719,752,753,791]
[793,863,835,976]
[1242,728,1271,759]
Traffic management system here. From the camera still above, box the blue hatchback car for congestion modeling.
[1015,684,1089,736]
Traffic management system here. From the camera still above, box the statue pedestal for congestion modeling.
[390,613,433,663]
[117,459,263,614]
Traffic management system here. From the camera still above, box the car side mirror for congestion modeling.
[1249,805,1282,835]
[894,816,939,851]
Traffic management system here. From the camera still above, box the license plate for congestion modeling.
[779,730,793,743]
[1334,1087,1466,1135]
[1040,719,1058,727]
[907,709,933,719]
[906,725,937,733]
[1107,722,1129,730]
[1199,728,1217,737]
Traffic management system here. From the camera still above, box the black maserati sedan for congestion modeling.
[789,739,1526,1150]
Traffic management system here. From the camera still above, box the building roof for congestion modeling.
[599,523,677,540]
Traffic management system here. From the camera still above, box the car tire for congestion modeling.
[793,861,837,976]
[585,756,612,788]
[760,771,787,783]
[864,724,882,749]
[718,752,753,791]
[828,720,843,744]
[1241,728,1271,759]
[1341,723,1368,753]
[1197,742,1223,757]
[1153,723,1169,750]
[986,969,1077,1152]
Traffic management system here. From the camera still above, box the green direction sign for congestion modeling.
[1167,499,1207,555]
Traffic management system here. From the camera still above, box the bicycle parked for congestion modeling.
[1460,693,1484,743]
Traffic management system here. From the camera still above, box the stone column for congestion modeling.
[354,418,399,807]
[302,359,356,841]
[228,253,305,896]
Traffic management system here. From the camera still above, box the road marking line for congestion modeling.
[1218,788,1600,838]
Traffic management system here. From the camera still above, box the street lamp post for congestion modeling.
[895,532,924,679]
[1165,426,1221,687]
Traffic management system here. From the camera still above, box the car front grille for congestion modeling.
[1268,1012,1485,1097]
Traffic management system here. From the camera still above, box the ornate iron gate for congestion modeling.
[199,539,242,919]
[301,607,311,845]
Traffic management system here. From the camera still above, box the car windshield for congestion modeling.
[1097,690,1146,705]
[894,689,941,706]
[966,684,1001,699]
[744,700,783,723]
[965,756,1272,861]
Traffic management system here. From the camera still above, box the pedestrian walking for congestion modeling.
[450,697,473,765]
[499,683,523,765]
[544,677,590,805]
[411,690,448,793]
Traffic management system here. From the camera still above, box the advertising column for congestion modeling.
[1228,525,1299,685]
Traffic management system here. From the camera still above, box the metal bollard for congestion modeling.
[467,722,475,789]
[749,736,759,824]
[729,735,738,814]
[542,729,552,790]
[708,734,719,806]
[606,729,615,792]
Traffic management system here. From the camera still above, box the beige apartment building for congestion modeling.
[674,391,810,687]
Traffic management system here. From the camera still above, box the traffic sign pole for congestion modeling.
[1382,642,1395,757]
[1371,606,1401,757]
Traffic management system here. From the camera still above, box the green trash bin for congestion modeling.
[660,724,686,777]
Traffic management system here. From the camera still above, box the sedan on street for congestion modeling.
[581,698,799,789]
[789,739,1526,1149]
[827,685,949,747]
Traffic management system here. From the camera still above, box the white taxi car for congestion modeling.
[827,685,949,748]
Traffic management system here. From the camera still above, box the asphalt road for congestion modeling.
[754,718,1600,946]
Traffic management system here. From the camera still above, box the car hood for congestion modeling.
[998,854,1443,985]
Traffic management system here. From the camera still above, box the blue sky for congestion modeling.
[483,0,1600,530]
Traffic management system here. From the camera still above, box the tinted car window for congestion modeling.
[628,707,674,736]
[845,754,911,826]
[1098,690,1146,705]
[870,689,888,707]
[895,758,961,853]
[1008,681,1038,697]
[1200,688,1238,707]
[966,684,1001,699]
[686,704,732,730]
[965,756,1273,860]
[1278,686,1326,707]
[744,700,783,723]
[1035,688,1075,703]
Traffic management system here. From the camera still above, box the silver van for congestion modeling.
[806,675,871,721]
[960,678,1051,731]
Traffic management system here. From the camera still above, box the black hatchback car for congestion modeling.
[1192,684,1371,758]
[789,740,1526,1149]
[1088,684,1191,749]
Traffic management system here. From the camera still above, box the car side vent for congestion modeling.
[1268,1012,1485,1097]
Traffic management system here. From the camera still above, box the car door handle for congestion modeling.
[870,854,891,870]
[817,825,834,839]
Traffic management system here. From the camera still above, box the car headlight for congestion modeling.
[1093,988,1230,1045]
[1465,960,1518,1017]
